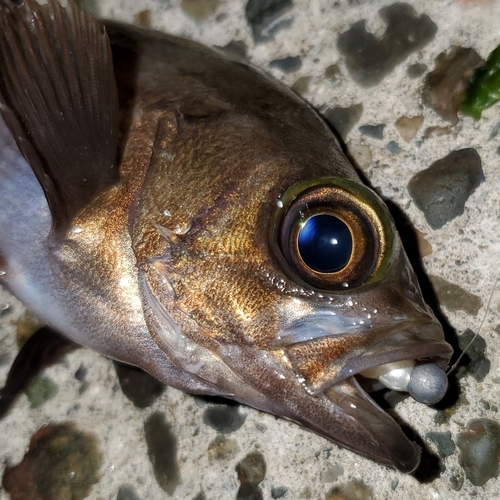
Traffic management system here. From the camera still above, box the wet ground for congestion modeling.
[1,0,500,498]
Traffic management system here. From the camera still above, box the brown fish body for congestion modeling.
[0,0,452,472]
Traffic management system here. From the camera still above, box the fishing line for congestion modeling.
[446,271,500,376]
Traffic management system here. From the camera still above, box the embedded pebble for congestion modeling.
[203,403,246,433]
[291,75,311,95]
[323,104,363,140]
[386,141,401,154]
[254,421,267,432]
[15,310,44,346]
[2,423,102,500]
[271,485,288,498]
[192,492,207,500]
[347,141,372,170]
[207,435,240,461]
[422,46,483,123]
[117,484,142,500]
[25,375,57,409]
[235,451,266,500]
[394,115,424,142]
[324,64,341,82]
[449,473,465,491]
[135,9,151,28]
[426,431,456,458]
[321,464,344,483]
[415,229,433,257]
[429,275,483,315]
[144,412,180,495]
[325,480,373,500]
[221,40,248,58]
[269,55,302,73]
[74,365,87,382]
[407,63,427,78]
[456,329,491,382]
[489,121,500,140]
[245,0,293,41]
[359,124,385,140]
[337,3,437,87]
[181,0,221,21]
[457,418,500,486]
[0,352,10,366]
[423,125,453,139]
[407,148,484,229]
[114,361,165,409]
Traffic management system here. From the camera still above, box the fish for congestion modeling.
[0,0,453,473]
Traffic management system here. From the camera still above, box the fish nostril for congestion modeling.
[405,283,417,299]
[401,268,418,299]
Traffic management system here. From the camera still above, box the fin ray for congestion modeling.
[0,0,119,235]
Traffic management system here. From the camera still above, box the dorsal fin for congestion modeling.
[0,0,119,237]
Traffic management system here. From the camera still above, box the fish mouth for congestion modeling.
[275,321,453,472]
[283,319,453,395]
[338,333,452,399]
[311,338,452,473]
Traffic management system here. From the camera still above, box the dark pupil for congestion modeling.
[297,214,352,273]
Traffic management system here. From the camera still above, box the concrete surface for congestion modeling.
[1,0,500,498]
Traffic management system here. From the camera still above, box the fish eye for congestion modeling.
[297,214,352,273]
[272,177,395,291]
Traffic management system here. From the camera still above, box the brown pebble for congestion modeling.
[394,115,424,142]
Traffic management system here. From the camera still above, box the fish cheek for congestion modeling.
[157,249,283,348]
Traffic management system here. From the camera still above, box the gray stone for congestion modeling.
[117,485,142,500]
[323,104,363,140]
[426,431,456,458]
[457,419,500,486]
[407,63,427,78]
[202,403,246,433]
[245,0,293,41]
[271,486,288,498]
[337,3,437,87]
[269,55,302,73]
[236,451,266,500]
[359,124,385,139]
[144,413,180,495]
[114,361,165,409]
[408,148,484,229]
[429,275,482,316]
[456,329,491,382]
[386,141,401,154]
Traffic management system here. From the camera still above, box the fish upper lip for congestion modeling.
[282,318,453,395]
[337,338,453,387]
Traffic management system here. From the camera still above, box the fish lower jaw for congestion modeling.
[359,358,448,406]
[322,375,422,473]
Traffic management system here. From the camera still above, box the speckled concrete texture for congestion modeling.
[1,0,500,498]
